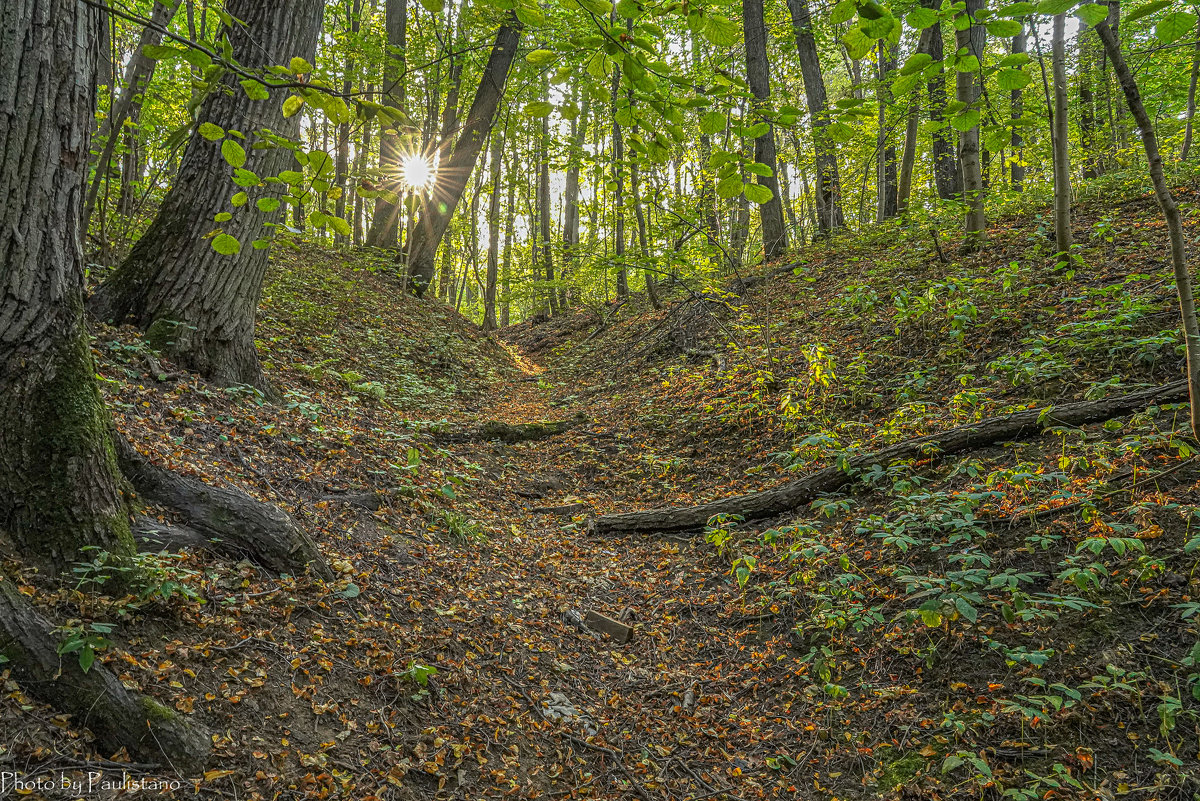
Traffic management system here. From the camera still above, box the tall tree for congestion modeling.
[1052,11,1073,255]
[365,0,408,247]
[403,18,521,296]
[334,0,364,238]
[561,91,589,306]
[876,40,898,222]
[483,129,503,331]
[1183,18,1200,160]
[1010,28,1026,190]
[90,0,325,391]
[612,53,629,298]
[955,0,986,250]
[786,0,845,233]
[743,0,787,260]
[924,0,961,201]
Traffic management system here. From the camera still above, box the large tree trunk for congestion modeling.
[1,0,137,570]
[1011,29,1026,190]
[1096,15,1200,438]
[1052,12,1073,255]
[0,0,210,772]
[956,0,986,250]
[590,381,1189,535]
[83,0,184,231]
[743,0,788,260]
[403,19,520,296]
[786,0,845,233]
[335,0,363,237]
[89,0,324,391]
[365,0,408,248]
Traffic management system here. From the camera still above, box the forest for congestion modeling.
[2,0,1200,798]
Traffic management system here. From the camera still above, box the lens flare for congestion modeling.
[398,153,437,191]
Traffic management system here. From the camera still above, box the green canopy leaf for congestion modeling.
[211,234,241,255]
[744,183,773,204]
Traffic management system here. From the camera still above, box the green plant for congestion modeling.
[55,620,114,673]
[73,547,202,606]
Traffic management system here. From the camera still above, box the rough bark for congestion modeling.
[1052,12,1073,255]
[403,19,521,297]
[923,0,961,201]
[538,80,557,317]
[743,0,788,260]
[0,0,137,570]
[1011,29,1026,190]
[955,0,986,250]
[786,0,845,233]
[876,41,899,221]
[484,129,502,331]
[1096,16,1200,438]
[0,581,211,773]
[335,0,363,234]
[1079,29,1099,179]
[118,440,333,580]
[89,0,324,392]
[84,0,184,229]
[589,381,1189,535]
[365,0,408,247]
[562,91,589,306]
[612,51,629,298]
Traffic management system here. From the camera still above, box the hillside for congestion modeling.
[3,185,1198,801]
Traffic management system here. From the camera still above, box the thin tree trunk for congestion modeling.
[631,154,659,309]
[335,0,362,237]
[562,91,588,307]
[1052,12,1073,255]
[539,80,557,316]
[1079,30,1098,179]
[501,150,515,326]
[365,0,407,247]
[956,0,986,250]
[1096,15,1200,437]
[612,53,628,298]
[483,129,502,331]
[403,19,521,296]
[1011,29,1026,190]
[743,0,788,259]
[90,0,324,391]
[83,0,184,230]
[876,41,899,221]
[786,0,845,232]
[1183,22,1200,160]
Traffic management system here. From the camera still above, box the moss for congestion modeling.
[17,320,137,566]
[140,696,179,723]
[144,315,184,352]
[877,749,926,789]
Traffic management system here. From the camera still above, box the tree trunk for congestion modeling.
[1079,30,1099,180]
[956,0,986,250]
[1183,20,1200,161]
[876,41,899,221]
[403,19,520,296]
[1011,30,1026,190]
[483,130,502,331]
[1052,12,1073,255]
[631,155,659,310]
[90,0,324,392]
[335,0,363,237]
[1096,16,1200,438]
[743,0,788,260]
[83,0,184,231]
[539,81,557,317]
[612,57,629,298]
[590,381,1189,535]
[924,0,961,201]
[786,0,845,233]
[365,0,408,248]
[562,91,589,307]
[501,147,516,326]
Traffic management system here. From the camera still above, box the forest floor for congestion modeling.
[3,176,1200,801]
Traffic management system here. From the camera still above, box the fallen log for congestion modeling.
[117,439,333,581]
[589,381,1189,535]
[438,415,587,444]
[0,580,211,774]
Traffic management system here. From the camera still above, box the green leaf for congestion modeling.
[825,121,855,142]
[1125,0,1170,25]
[745,121,770,139]
[198,122,225,141]
[232,168,260,187]
[289,56,313,75]
[999,1,1037,15]
[282,95,305,118]
[1157,11,1197,43]
[616,0,641,17]
[142,43,182,60]
[78,647,95,673]
[918,604,943,627]
[231,191,248,207]
[830,0,856,24]
[746,161,773,177]
[700,111,726,135]
[957,54,980,72]
[214,211,232,222]
[951,108,980,131]
[329,216,352,236]
[716,174,743,199]
[240,78,270,100]
[1076,3,1109,25]
[986,19,1023,36]
[744,183,773,204]
[221,139,246,168]
[843,27,874,60]
[337,582,361,599]
[256,197,281,212]
[1036,0,1077,14]
[252,238,271,250]
[279,170,304,185]
[524,101,553,118]
[996,68,1030,90]
[526,49,556,66]
[702,15,740,47]
[211,234,241,255]
[905,7,938,29]
[860,12,896,39]
[954,597,978,623]
[901,52,933,75]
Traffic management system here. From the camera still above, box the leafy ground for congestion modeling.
[2,178,1199,800]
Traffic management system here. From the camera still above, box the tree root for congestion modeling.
[589,381,1189,535]
[117,438,333,580]
[0,580,211,774]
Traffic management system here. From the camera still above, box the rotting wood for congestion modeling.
[437,414,587,444]
[589,381,1188,535]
